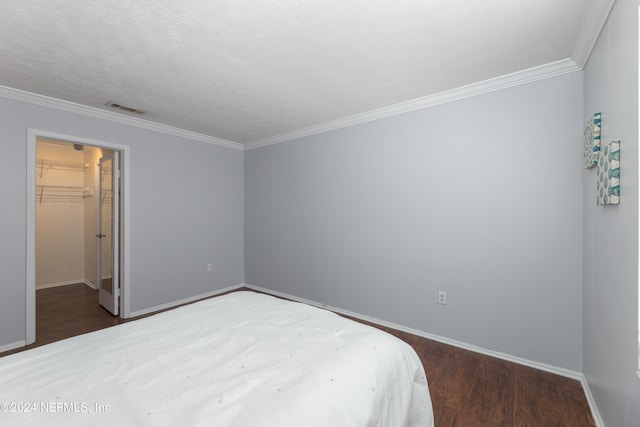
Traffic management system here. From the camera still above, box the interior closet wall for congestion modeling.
[35,141,86,287]
[36,141,109,289]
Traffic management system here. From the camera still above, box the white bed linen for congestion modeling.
[0,291,433,426]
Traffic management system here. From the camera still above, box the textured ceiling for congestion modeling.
[1,1,594,145]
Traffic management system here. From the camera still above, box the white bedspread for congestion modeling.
[0,291,433,426]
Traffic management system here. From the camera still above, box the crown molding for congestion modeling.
[0,85,244,151]
[2,57,585,153]
[244,58,581,150]
[572,0,616,68]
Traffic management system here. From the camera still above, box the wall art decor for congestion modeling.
[583,112,601,169]
[596,140,620,205]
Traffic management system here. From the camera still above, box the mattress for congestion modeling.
[0,291,434,426]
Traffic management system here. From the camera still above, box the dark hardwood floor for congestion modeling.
[1,284,595,426]
[0,283,122,355]
[363,321,595,426]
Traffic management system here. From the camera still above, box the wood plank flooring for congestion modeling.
[1,284,595,426]
[369,322,595,426]
[0,284,121,355]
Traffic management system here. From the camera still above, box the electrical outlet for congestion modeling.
[207,264,213,272]
[438,291,447,305]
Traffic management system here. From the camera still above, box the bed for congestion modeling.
[0,291,434,426]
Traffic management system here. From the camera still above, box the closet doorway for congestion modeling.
[26,130,130,345]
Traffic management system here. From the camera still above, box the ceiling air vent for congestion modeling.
[105,101,147,115]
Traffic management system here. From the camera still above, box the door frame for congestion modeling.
[26,129,131,344]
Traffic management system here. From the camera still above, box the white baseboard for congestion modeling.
[36,279,88,290]
[244,284,583,380]
[245,283,581,379]
[36,279,97,290]
[0,340,26,354]
[128,283,245,318]
[580,374,606,427]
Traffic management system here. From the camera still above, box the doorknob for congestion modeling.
[96,233,106,238]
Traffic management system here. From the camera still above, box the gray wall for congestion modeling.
[583,0,640,425]
[0,96,244,348]
[245,72,584,370]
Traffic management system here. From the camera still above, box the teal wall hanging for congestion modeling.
[583,112,601,169]
[596,140,620,206]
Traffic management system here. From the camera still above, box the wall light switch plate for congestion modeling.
[438,291,447,305]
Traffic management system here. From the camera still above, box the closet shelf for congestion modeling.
[37,158,87,177]
[36,185,92,203]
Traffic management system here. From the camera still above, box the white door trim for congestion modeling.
[26,129,131,344]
